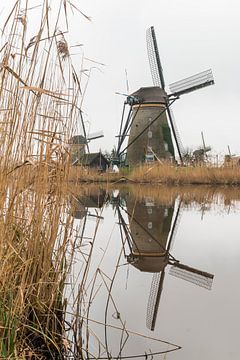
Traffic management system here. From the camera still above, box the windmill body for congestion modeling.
[126,87,175,166]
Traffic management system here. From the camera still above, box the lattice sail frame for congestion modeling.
[169,69,214,96]
[146,27,165,88]
[146,272,163,330]
[169,265,214,290]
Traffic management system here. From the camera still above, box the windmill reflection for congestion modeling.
[71,187,108,246]
[117,194,175,273]
[71,187,108,220]
[115,191,214,331]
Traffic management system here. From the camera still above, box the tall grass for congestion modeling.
[129,163,240,185]
[69,162,240,185]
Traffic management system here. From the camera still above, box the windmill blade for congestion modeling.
[146,26,185,162]
[87,212,104,220]
[166,106,184,163]
[117,102,127,154]
[166,199,182,253]
[87,131,104,141]
[168,107,185,159]
[116,105,133,156]
[146,26,165,89]
[125,68,130,94]
[169,262,214,290]
[146,270,165,331]
[79,110,90,153]
[169,69,214,97]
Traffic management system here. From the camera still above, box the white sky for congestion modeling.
[2,1,240,156]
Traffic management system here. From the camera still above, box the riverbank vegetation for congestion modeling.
[69,162,240,186]
[128,163,240,185]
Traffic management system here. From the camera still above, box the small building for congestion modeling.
[80,152,110,171]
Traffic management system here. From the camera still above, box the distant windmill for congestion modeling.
[70,110,104,165]
[116,26,214,165]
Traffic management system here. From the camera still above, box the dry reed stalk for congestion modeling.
[129,163,240,185]
[68,165,122,183]
[68,160,240,186]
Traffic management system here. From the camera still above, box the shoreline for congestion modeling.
[68,163,240,186]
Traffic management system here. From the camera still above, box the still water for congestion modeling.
[66,186,240,359]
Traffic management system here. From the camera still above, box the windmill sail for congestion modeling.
[169,69,214,97]
[146,26,165,89]
[146,271,165,331]
[167,108,185,159]
[146,261,214,331]
[146,26,184,162]
[87,131,104,141]
[169,263,214,290]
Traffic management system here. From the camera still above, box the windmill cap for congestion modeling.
[69,135,87,145]
[130,86,167,105]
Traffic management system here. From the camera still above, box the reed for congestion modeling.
[128,163,240,185]
[68,162,240,186]
[68,165,123,183]
[0,1,90,357]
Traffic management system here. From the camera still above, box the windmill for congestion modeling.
[115,26,214,165]
[116,194,214,331]
[69,107,104,165]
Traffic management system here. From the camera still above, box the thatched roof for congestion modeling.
[80,152,110,166]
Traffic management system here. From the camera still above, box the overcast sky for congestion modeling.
[2,1,240,157]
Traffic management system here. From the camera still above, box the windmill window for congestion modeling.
[145,197,154,206]
[145,154,154,162]
[164,141,168,151]
[148,131,152,139]
[148,222,153,229]
[164,208,168,217]
[147,207,152,215]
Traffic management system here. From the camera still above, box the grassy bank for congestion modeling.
[129,163,240,185]
[69,163,240,186]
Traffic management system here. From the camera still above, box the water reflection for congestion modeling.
[66,185,240,359]
[114,190,214,332]
[72,187,108,219]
